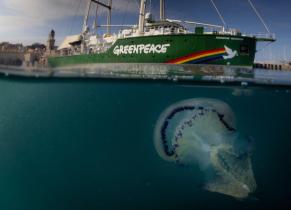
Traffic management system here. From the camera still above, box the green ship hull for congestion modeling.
[48,34,257,68]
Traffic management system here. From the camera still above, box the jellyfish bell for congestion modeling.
[154,98,257,199]
[154,98,236,161]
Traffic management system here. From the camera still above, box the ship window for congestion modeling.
[240,45,250,55]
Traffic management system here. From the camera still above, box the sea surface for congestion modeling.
[0,72,291,210]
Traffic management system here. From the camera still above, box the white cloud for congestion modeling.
[0,0,139,43]
[0,15,46,44]
[4,0,84,21]
[0,0,139,30]
[0,16,44,31]
[3,0,138,21]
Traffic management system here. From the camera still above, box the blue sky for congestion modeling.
[0,0,290,61]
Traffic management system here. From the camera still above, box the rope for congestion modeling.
[210,0,227,29]
[65,0,76,34]
[70,0,82,35]
[92,3,99,33]
[121,0,131,28]
[134,0,140,9]
[247,0,271,34]
[256,41,273,53]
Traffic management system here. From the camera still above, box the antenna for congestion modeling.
[247,0,271,34]
[284,45,287,61]
[210,0,227,29]
[160,0,165,21]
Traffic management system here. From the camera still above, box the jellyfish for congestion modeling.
[154,98,256,199]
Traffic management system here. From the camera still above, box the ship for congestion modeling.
[48,0,275,69]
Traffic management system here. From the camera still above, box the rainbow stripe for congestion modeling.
[166,48,227,64]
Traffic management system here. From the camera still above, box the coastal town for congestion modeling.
[0,30,56,68]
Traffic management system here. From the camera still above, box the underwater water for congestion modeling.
[0,75,291,210]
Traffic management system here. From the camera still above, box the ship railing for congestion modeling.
[99,24,135,28]
[166,19,225,32]
[184,20,224,30]
[242,33,276,42]
[248,33,276,39]
[166,19,276,41]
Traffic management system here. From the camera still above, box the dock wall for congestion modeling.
[0,52,23,66]
[254,63,291,71]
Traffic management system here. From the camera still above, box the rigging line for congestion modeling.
[88,1,95,30]
[92,3,99,33]
[210,0,227,29]
[65,0,76,34]
[70,0,82,35]
[121,0,131,28]
[134,0,140,8]
[247,0,271,34]
[256,41,273,53]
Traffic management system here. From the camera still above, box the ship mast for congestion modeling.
[107,0,112,34]
[82,0,92,33]
[138,0,147,34]
[160,0,165,21]
[82,0,112,34]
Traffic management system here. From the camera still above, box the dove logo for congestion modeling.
[166,46,238,64]
[223,45,238,60]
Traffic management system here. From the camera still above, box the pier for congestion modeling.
[254,62,291,71]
